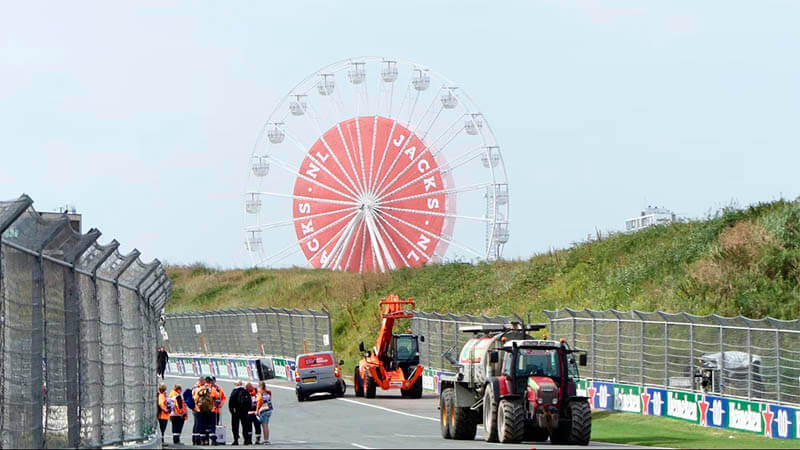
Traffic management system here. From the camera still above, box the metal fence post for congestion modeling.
[664,319,669,388]
[639,317,645,386]
[616,316,621,383]
[718,320,725,393]
[746,325,752,400]
[590,316,597,380]
[775,329,782,403]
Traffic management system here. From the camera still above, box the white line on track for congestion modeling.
[350,443,372,449]
[335,397,438,422]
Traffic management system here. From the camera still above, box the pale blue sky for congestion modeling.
[2,1,798,267]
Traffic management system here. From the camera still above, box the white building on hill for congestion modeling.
[625,206,676,232]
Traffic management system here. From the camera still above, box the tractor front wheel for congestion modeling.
[551,400,591,446]
[497,399,524,443]
[365,373,377,399]
[354,368,363,398]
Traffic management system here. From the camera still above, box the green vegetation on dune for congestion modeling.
[166,198,800,374]
[592,411,798,448]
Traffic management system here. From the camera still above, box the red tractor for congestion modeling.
[439,323,591,445]
[354,295,424,399]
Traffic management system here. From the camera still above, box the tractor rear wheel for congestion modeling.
[365,373,377,399]
[354,368,363,398]
[497,399,524,443]
[440,388,454,439]
[482,388,499,442]
[551,400,591,445]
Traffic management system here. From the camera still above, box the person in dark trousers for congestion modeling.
[194,376,218,446]
[246,382,262,444]
[168,384,188,444]
[228,380,251,445]
[156,346,168,380]
[157,383,170,443]
[190,376,205,445]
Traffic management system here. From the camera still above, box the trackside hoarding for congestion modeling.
[166,353,298,383]
[580,379,798,441]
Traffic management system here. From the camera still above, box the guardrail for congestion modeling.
[0,194,170,448]
[163,307,332,357]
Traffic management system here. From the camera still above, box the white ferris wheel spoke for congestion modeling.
[329,211,362,270]
[429,113,466,148]
[343,220,364,271]
[378,206,490,223]
[354,117,369,196]
[281,128,361,199]
[265,153,358,202]
[412,86,444,138]
[249,191,356,207]
[368,119,398,193]
[321,211,361,270]
[373,212,431,264]
[334,89,367,193]
[363,212,386,272]
[245,206,357,232]
[378,209,484,259]
[420,105,444,141]
[303,99,363,195]
[261,210,358,265]
[432,126,465,158]
[371,212,411,268]
[367,116,378,195]
[376,145,485,201]
[358,220,367,273]
[370,210,398,271]
[376,182,493,206]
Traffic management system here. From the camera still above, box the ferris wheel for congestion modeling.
[244,57,509,272]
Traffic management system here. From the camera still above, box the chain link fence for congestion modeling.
[410,311,524,372]
[164,308,332,358]
[0,194,171,448]
[544,308,800,407]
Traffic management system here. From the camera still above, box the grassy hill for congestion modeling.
[166,198,800,366]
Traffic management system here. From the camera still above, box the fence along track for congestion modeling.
[544,308,800,407]
[0,194,170,448]
[163,308,332,357]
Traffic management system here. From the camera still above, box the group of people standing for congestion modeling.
[157,376,273,446]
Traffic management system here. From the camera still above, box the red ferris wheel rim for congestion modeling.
[292,115,450,272]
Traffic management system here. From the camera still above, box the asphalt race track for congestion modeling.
[163,375,644,449]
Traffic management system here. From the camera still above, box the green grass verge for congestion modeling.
[166,198,800,373]
[593,410,796,448]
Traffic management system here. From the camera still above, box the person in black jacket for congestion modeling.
[156,346,168,379]
[228,380,252,445]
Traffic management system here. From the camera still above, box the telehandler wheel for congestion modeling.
[550,400,591,446]
[354,368,364,397]
[407,376,423,399]
[365,373,377,399]
[498,399,524,443]
[440,388,454,439]
[482,388,499,442]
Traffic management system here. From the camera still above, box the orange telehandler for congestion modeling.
[354,294,425,399]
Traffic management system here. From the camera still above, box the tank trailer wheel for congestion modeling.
[482,388,499,442]
[440,388,454,439]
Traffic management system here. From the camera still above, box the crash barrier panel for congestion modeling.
[165,353,298,384]
[543,308,800,407]
[163,307,332,357]
[409,311,524,373]
[0,194,171,449]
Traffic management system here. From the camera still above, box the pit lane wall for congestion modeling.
[420,366,798,441]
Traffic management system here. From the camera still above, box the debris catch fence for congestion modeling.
[163,308,332,358]
[410,311,524,372]
[544,308,800,406]
[0,194,171,448]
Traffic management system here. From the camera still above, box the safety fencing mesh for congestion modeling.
[544,308,800,407]
[163,308,332,358]
[410,311,524,372]
[0,194,171,448]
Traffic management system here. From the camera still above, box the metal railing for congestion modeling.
[0,194,171,448]
[164,307,332,358]
[410,311,523,372]
[544,308,800,407]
